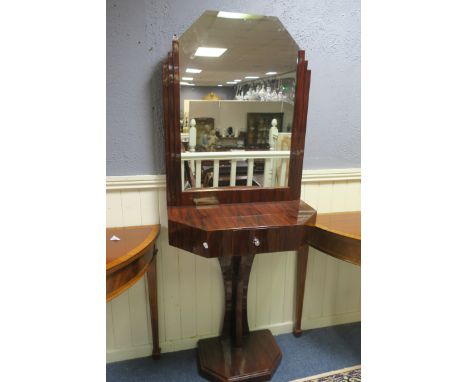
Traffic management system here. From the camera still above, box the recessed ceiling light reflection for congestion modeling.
[234,79,242,82]
[217,11,249,19]
[216,11,262,19]
[265,72,277,75]
[217,84,223,87]
[186,68,202,73]
[195,47,227,57]
[180,82,195,86]
[182,77,193,81]
[245,76,259,79]
[226,81,237,84]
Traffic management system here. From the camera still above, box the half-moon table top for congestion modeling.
[106,225,160,273]
[315,211,361,240]
[308,211,361,266]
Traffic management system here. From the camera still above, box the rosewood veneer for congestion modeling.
[162,17,314,379]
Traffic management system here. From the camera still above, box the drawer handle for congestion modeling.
[203,242,209,249]
[253,237,260,247]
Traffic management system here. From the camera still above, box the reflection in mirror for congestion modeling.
[178,11,299,191]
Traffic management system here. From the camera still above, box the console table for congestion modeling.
[168,200,316,381]
[106,225,161,359]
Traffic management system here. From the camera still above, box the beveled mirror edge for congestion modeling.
[163,39,311,206]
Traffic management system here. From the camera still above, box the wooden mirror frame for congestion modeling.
[163,39,311,207]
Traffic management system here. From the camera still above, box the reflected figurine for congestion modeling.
[269,118,279,150]
[259,84,266,101]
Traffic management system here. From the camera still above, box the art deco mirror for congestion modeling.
[162,11,315,382]
[163,10,311,206]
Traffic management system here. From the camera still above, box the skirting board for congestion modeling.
[106,312,361,363]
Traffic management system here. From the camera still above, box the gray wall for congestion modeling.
[107,0,360,175]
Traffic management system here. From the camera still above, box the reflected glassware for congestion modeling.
[259,84,266,101]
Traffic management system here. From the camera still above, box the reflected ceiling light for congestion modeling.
[265,72,277,75]
[217,11,249,19]
[226,81,237,84]
[234,79,242,82]
[182,77,193,81]
[180,81,194,86]
[245,76,259,79]
[195,47,227,57]
[217,84,223,87]
[186,68,202,73]
[216,11,261,19]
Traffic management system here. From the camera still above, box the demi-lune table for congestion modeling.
[294,211,361,335]
[106,224,161,359]
[309,211,361,266]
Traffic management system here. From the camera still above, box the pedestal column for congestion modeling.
[197,254,282,382]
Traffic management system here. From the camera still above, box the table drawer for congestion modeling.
[170,222,307,257]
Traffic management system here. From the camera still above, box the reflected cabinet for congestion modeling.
[162,10,315,381]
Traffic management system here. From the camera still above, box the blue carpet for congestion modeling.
[107,322,361,382]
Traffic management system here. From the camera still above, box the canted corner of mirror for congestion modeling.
[176,10,300,192]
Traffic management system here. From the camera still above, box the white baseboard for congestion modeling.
[107,314,361,363]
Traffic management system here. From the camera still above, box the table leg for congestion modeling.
[147,248,161,359]
[294,244,309,337]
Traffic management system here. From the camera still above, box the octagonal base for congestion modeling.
[198,329,282,382]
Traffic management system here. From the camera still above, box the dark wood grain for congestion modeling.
[168,200,316,258]
[106,225,161,360]
[162,39,313,382]
[288,52,311,200]
[308,212,361,266]
[219,254,255,346]
[147,254,161,359]
[198,330,282,382]
[293,244,309,337]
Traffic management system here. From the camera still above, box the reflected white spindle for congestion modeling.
[180,151,290,189]
[190,160,195,177]
[195,160,202,188]
[263,158,272,187]
[279,158,287,186]
[181,160,185,190]
[213,160,219,187]
[271,158,277,187]
[247,158,254,186]
[230,160,237,186]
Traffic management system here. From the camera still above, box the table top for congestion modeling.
[314,211,361,240]
[169,200,316,232]
[106,225,160,272]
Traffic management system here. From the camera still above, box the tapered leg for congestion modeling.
[294,245,309,337]
[147,248,161,359]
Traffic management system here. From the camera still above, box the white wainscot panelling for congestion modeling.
[106,169,361,362]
